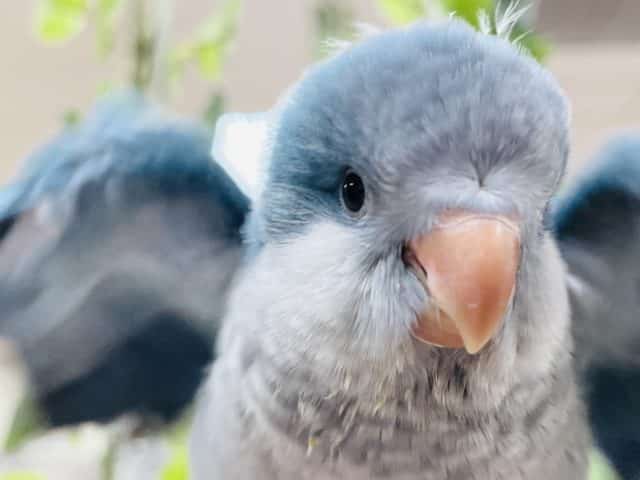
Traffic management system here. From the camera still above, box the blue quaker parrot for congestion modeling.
[553,134,640,480]
[187,19,640,480]
[0,16,638,480]
[0,91,249,435]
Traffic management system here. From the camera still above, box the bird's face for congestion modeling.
[250,21,569,375]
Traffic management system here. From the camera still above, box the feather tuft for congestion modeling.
[476,0,533,55]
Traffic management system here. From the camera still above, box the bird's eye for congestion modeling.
[341,170,366,214]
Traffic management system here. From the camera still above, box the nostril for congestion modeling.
[401,244,417,268]
[401,244,411,265]
[402,245,428,284]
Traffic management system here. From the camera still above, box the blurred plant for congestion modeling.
[62,108,82,126]
[377,0,550,62]
[0,474,45,480]
[313,2,354,58]
[589,451,621,480]
[169,0,241,126]
[10,4,626,480]
[169,0,240,84]
[3,392,47,453]
[35,0,93,44]
[378,0,427,24]
[160,444,188,480]
[159,415,192,480]
[100,438,117,480]
[32,0,242,126]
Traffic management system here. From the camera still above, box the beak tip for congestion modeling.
[462,341,485,355]
[458,328,490,355]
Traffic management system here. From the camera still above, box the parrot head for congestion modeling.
[237,20,571,395]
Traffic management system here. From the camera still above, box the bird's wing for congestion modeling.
[553,134,640,369]
[0,91,250,398]
[552,133,640,479]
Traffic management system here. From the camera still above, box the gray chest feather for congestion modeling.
[192,341,591,480]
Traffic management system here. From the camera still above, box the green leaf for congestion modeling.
[166,408,194,447]
[589,450,621,480]
[436,0,551,63]
[95,0,123,57]
[34,0,88,43]
[314,2,353,58]
[441,0,492,27]
[98,0,121,15]
[97,80,118,96]
[377,0,425,25]
[63,108,81,126]
[3,392,48,453]
[195,43,224,78]
[160,442,189,480]
[51,0,87,9]
[170,0,242,82]
[0,472,45,480]
[101,439,117,480]
[160,414,193,480]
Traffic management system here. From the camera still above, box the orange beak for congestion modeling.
[406,212,521,354]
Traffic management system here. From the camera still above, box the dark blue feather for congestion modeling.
[0,90,249,428]
[553,133,640,480]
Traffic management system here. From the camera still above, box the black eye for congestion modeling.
[341,170,366,213]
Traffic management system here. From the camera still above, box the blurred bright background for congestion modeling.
[0,1,639,479]
[1,0,639,181]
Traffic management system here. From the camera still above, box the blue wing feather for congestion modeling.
[0,90,250,427]
[553,133,640,480]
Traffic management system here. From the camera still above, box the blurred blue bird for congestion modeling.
[0,90,248,434]
[553,134,640,480]
[1,22,640,480]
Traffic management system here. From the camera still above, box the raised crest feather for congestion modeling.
[477,0,533,53]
